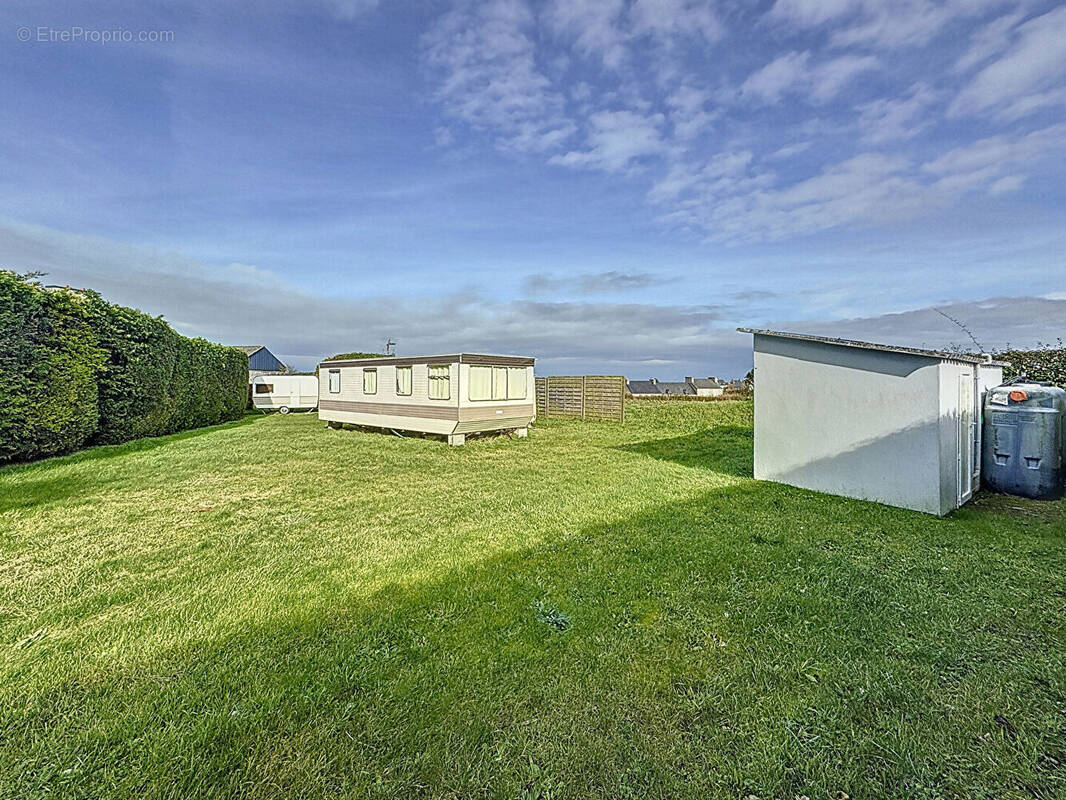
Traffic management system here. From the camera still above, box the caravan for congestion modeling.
[251,375,319,414]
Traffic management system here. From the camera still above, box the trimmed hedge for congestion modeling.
[0,271,247,462]
[999,342,1066,388]
[0,272,106,461]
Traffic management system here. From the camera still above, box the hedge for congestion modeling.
[998,341,1066,388]
[0,271,247,463]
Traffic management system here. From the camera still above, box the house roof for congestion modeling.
[656,381,696,395]
[691,378,722,389]
[737,328,1010,367]
[626,380,661,394]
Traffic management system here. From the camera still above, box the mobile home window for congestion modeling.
[428,365,450,400]
[396,365,412,396]
[254,383,273,394]
[468,365,492,401]
[469,365,526,401]
[328,370,340,393]
[507,367,526,399]
[492,367,508,400]
[363,368,377,395]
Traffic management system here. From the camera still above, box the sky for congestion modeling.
[2,0,1065,378]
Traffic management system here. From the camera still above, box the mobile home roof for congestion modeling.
[320,353,535,368]
[736,328,1009,367]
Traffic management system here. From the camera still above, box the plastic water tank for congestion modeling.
[983,380,1066,500]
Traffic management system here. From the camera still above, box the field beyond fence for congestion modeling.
[535,375,625,422]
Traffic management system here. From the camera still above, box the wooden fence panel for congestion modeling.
[534,375,625,423]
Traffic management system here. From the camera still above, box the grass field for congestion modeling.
[2,401,1064,799]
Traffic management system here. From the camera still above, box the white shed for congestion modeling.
[738,329,1006,516]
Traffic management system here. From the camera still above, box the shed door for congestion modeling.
[958,370,975,504]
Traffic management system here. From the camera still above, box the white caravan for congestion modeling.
[251,375,319,414]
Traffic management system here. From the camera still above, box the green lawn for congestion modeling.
[2,402,1064,799]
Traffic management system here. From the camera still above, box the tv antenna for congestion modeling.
[384,338,396,356]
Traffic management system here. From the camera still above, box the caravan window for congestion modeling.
[428,365,450,399]
[469,365,527,401]
[507,367,527,399]
[363,368,377,395]
[254,383,273,394]
[396,366,412,396]
[328,370,340,393]
[469,366,492,401]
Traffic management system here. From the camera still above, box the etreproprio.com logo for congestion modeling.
[17,26,174,43]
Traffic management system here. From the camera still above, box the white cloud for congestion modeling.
[739,51,878,104]
[544,0,628,68]
[769,0,1013,49]
[857,82,939,143]
[786,295,1066,353]
[954,9,1026,73]
[767,0,862,28]
[423,0,576,152]
[629,0,723,42]
[321,0,378,20]
[656,122,1066,242]
[549,110,666,172]
[423,0,1066,244]
[950,6,1066,118]
[0,219,735,376]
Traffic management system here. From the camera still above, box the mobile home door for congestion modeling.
[289,379,300,409]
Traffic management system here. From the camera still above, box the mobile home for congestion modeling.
[251,374,319,413]
[738,329,1005,516]
[318,353,536,445]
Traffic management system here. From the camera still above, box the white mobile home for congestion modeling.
[738,329,1005,516]
[318,353,536,445]
[251,375,319,413]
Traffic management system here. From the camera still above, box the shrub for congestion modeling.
[998,341,1066,388]
[328,351,384,361]
[0,271,247,462]
[0,273,105,461]
[85,296,247,443]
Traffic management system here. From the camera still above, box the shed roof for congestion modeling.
[737,328,1009,367]
[232,345,265,356]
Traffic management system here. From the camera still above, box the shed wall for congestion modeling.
[753,334,945,515]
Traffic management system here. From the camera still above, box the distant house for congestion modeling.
[688,377,724,397]
[656,380,696,396]
[232,345,286,381]
[627,379,663,396]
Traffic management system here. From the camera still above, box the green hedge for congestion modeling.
[999,342,1066,388]
[0,271,247,462]
[0,272,106,461]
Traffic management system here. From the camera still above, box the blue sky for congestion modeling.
[2,0,1065,376]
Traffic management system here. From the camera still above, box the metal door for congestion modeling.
[958,370,975,504]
